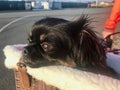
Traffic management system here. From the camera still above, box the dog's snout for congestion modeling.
[23,48,29,55]
[22,46,36,55]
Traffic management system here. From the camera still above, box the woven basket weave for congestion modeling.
[112,35,120,49]
[14,68,59,90]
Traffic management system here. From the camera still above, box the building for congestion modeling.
[0,0,32,10]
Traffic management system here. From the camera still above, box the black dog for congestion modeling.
[22,16,119,79]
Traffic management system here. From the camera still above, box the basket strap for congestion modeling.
[14,66,31,90]
[18,66,30,89]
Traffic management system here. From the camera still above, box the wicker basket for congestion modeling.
[112,35,120,49]
[14,67,59,90]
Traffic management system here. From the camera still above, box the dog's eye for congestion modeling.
[41,42,52,52]
[28,38,32,43]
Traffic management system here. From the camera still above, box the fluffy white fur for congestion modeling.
[27,66,120,90]
[3,44,120,90]
[3,44,26,69]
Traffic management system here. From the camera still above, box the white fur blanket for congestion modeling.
[3,44,120,90]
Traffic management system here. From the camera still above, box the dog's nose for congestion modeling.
[23,48,29,55]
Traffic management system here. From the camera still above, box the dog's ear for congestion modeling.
[69,15,92,36]
[69,15,107,69]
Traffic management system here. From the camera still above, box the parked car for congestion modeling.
[90,1,113,8]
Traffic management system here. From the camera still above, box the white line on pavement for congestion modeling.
[0,14,41,33]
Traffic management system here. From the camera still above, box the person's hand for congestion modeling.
[102,30,114,39]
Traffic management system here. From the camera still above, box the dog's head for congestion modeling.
[22,16,106,69]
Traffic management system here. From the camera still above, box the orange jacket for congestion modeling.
[104,0,120,31]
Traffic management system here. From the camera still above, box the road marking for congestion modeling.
[0,14,41,33]
[0,17,23,32]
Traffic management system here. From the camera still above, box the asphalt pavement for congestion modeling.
[0,7,120,90]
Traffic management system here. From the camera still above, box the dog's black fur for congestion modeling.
[22,16,119,79]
